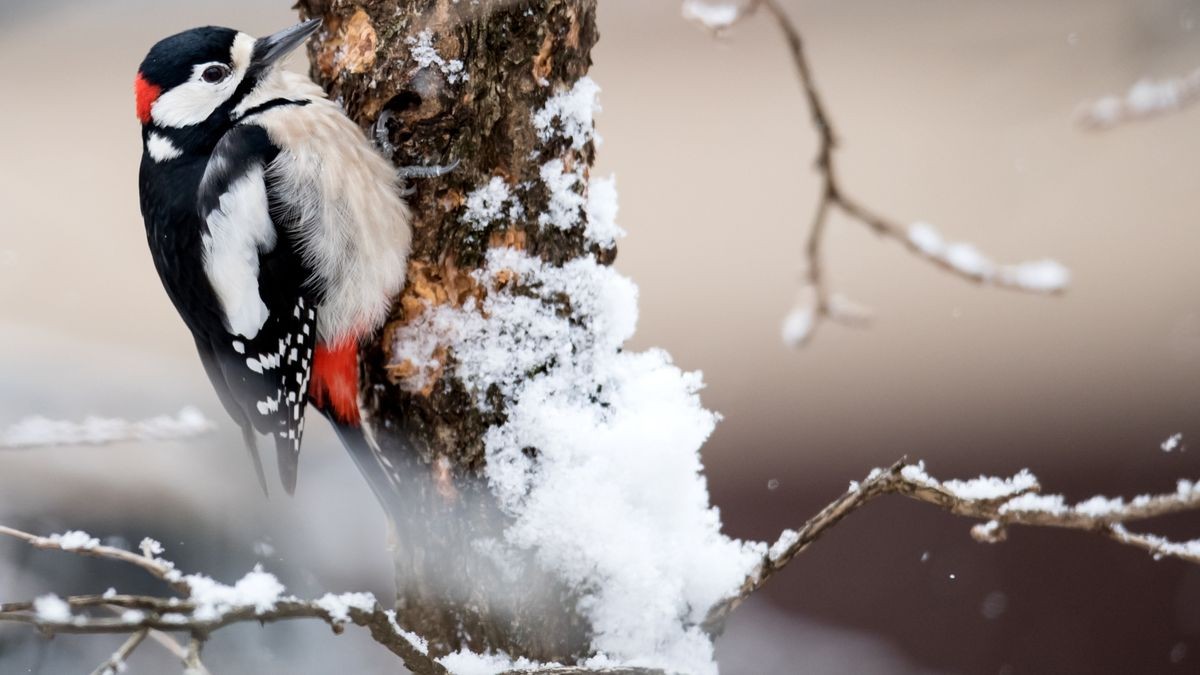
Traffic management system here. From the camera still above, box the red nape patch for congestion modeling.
[310,341,361,426]
[134,73,160,125]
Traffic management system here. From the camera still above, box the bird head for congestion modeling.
[135,20,321,131]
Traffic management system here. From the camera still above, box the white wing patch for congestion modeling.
[202,166,277,339]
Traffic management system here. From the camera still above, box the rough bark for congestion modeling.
[296,0,603,664]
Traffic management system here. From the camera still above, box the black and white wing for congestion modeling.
[195,123,315,495]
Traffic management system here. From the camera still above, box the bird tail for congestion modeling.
[309,339,405,516]
[240,423,271,497]
[321,412,407,519]
[272,431,300,496]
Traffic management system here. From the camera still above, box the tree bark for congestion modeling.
[296,0,604,664]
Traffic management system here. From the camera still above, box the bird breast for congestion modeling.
[252,73,412,345]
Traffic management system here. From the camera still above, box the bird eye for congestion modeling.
[201,65,229,84]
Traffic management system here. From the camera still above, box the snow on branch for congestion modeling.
[684,0,1070,347]
[0,525,448,675]
[0,407,214,450]
[704,459,1200,629]
[1078,67,1200,131]
[681,1,749,32]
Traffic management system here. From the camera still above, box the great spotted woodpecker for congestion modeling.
[136,20,413,498]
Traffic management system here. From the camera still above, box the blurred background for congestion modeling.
[3,0,1200,673]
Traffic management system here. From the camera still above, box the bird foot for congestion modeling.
[373,109,397,157]
[396,159,461,180]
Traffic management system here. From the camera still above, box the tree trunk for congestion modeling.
[296,0,604,664]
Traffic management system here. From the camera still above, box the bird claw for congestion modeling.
[373,109,397,157]
[396,159,461,180]
[375,110,459,190]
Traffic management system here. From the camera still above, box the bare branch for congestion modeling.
[705,459,1200,630]
[686,0,1069,347]
[0,527,190,594]
[184,635,204,674]
[0,408,214,450]
[89,628,148,675]
[145,628,211,675]
[1077,67,1200,130]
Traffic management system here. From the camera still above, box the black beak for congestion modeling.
[253,19,322,70]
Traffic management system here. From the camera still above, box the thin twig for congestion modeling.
[184,635,204,673]
[89,628,149,675]
[146,628,212,675]
[0,526,188,594]
[688,0,1068,346]
[98,604,212,675]
[704,459,1200,630]
[1077,67,1200,131]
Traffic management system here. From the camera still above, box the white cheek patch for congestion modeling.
[201,166,277,338]
[146,132,182,162]
[150,40,253,129]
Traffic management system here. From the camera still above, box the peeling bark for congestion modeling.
[296,0,603,663]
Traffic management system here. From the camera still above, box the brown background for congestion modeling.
[2,1,1199,673]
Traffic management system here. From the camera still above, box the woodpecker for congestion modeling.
[136,20,413,498]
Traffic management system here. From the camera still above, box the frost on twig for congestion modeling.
[704,459,1200,629]
[1077,67,1200,130]
[684,0,1069,347]
[0,407,214,450]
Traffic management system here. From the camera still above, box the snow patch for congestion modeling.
[437,649,547,675]
[781,304,815,347]
[942,470,1038,501]
[184,564,285,622]
[406,30,467,84]
[391,247,764,675]
[34,594,72,623]
[50,530,100,551]
[532,77,601,150]
[999,493,1068,516]
[385,610,430,655]
[769,529,799,562]
[315,592,377,624]
[682,1,740,30]
[1162,433,1184,453]
[121,610,146,624]
[999,259,1071,292]
[462,177,515,231]
[538,159,586,231]
[139,537,165,557]
[584,174,624,247]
